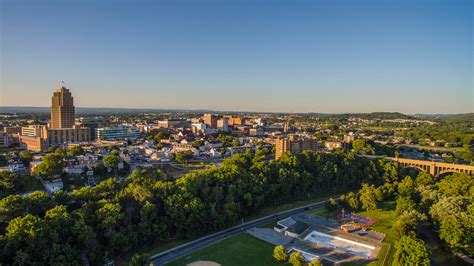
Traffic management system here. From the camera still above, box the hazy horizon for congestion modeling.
[1,0,473,113]
[1,105,472,116]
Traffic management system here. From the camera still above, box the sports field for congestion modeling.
[167,233,289,266]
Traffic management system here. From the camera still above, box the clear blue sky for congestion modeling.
[1,0,472,113]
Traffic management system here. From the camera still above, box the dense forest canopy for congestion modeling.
[337,167,473,264]
[0,150,403,265]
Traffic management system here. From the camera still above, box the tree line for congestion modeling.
[0,149,406,264]
[334,166,473,265]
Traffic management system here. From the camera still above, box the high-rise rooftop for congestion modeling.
[50,86,75,129]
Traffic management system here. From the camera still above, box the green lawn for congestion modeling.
[163,199,468,266]
[121,195,338,265]
[167,233,288,266]
[355,201,469,266]
[357,201,398,266]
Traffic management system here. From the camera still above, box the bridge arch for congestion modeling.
[360,156,474,177]
[384,157,473,177]
[437,168,473,177]
[437,171,459,178]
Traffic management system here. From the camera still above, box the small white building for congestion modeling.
[8,163,26,173]
[44,180,64,194]
[64,167,84,175]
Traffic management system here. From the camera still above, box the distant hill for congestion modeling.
[440,113,474,122]
[354,112,414,120]
[331,112,415,120]
[414,113,474,122]
[1,107,469,122]
[0,106,214,115]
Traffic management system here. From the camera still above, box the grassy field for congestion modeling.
[166,202,398,266]
[167,233,288,266]
[119,195,336,264]
[165,199,469,266]
[354,201,467,266]
[358,201,398,266]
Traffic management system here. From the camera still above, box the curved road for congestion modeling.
[151,199,328,265]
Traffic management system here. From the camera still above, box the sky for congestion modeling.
[1,0,472,113]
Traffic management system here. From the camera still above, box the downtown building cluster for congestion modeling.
[19,87,91,152]
[3,86,144,152]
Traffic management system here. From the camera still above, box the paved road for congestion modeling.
[150,199,327,265]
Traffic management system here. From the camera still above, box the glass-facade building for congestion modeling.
[96,126,141,140]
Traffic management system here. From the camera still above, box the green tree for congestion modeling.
[34,153,64,179]
[398,176,416,197]
[154,132,169,143]
[415,172,434,187]
[175,150,193,164]
[0,171,30,197]
[352,139,375,155]
[393,234,430,266]
[273,245,288,262]
[0,150,398,265]
[129,253,150,266]
[19,151,33,166]
[343,192,360,210]
[325,197,337,211]
[192,140,204,149]
[308,258,322,266]
[5,214,50,264]
[71,219,96,260]
[393,209,427,236]
[67,146,84,157]
[232,138,240,147]
[359,184,378,211]
[381,161,400,183]
[395,196,416,216]
[374,187,384,202]
[437,172,473,197]
[289,251,305,266]
[103,151,120,173]
[0,154,7,167]
[430,196,473,250]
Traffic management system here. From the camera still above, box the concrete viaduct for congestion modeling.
[383,157,474,176]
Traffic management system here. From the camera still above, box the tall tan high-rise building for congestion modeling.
[50,86,75,129]
[19,86,90,150]
[275,135,320,160]
[202,113,219,129]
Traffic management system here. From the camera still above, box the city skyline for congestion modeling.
[1,0,473,113]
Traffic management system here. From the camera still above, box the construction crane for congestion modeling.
[284,113,291,134]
